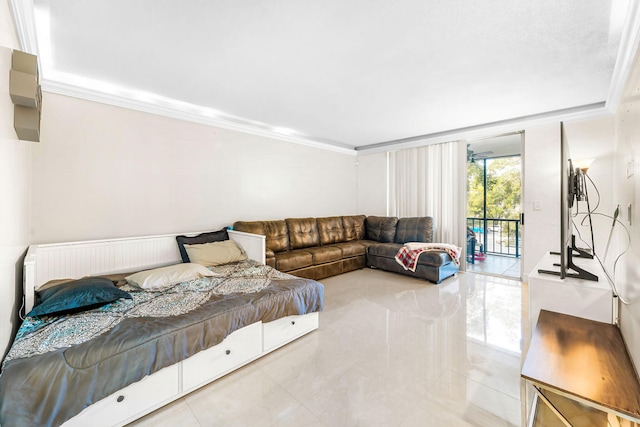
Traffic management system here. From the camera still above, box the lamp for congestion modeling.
[573,158,595,173]
[573,158,594,201]
[574,158,596,254]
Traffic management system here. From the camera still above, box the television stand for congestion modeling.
[538,236,598,281]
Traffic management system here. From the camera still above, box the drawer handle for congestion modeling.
[291,321,296,326]
[117,395,125,403]
[225,349,231,355]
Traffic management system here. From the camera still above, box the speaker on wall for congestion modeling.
[10,50,41,142]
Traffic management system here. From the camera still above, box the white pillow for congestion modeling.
[185,240,247,267]
[125,263,214,291]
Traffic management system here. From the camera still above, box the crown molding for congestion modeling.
[40,77,357,155]
[606,0,640,114]
[9,0,38,54]
[39,76,613,157]
[12,1,357,156]
[355,102,610,155]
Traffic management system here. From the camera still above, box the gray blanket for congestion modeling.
[0,262,324,427]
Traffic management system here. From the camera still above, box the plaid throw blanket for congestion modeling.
[395,242,462,272]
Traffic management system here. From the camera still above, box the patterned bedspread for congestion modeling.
[0,260,324,427]
[3,260,291,366]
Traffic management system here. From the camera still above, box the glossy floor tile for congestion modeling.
[467,254,521,279]
[129,269,522,427]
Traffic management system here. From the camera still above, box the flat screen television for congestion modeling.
[538,122,598,281]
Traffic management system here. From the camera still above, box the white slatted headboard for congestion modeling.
[23,230,265,314]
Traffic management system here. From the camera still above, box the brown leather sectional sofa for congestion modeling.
[232,215,459,284]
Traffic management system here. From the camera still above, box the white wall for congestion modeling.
[0,0,31,357]
[563,117,615,258]
[521,123,561,282]
[356,152,387,216]
[613,42,640,372]
[0,0,18,48]
[32,93,358,243]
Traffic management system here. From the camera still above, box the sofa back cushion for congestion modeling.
[262,220,290,252]
[233,221,264,235]
[233,220,289,253]
[342,215,366,241]
[317,216,346,245]
[394,217,434,244]
[286,217,320,249]
[365,216,398,243]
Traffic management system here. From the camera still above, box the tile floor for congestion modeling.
[466,254,521,279]
[130,269,523,427]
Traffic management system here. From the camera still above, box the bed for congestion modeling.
[0,229,324,427]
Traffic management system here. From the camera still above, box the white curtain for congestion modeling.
[388,141,465,247]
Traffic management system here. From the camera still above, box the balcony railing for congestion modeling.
[467,217,521,258]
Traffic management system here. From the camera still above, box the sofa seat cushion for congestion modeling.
[368,243,452,267]
[275,250,313,272]
[305,246,343,265]
[331,241,366,257]
[367,242,402,258]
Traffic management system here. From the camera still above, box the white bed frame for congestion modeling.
[21,230,319,427]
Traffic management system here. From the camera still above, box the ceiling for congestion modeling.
[11,0,640,153]
[467,133,522,162]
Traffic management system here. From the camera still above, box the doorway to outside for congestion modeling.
[465,133,523,279]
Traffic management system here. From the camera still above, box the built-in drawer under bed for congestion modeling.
[0,270,323,427]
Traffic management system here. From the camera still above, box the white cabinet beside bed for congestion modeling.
[4,230,322,427]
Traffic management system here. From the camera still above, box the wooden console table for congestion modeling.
[521,310,640,425]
